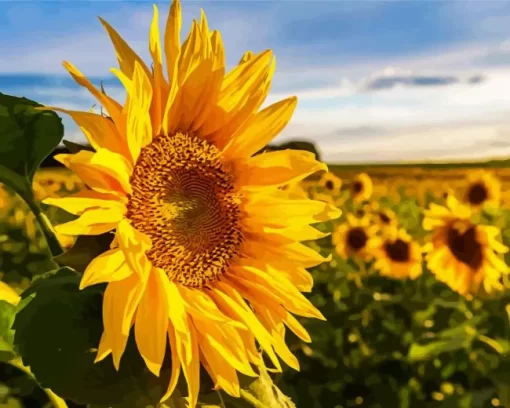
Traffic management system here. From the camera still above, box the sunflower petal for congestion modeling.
[55,207,123,235]
[43,190,126,216]
[103,273,147,370]
[223,97,297,160]
[80,248,133,289]
[135,268,169,376]
[237,150,327,189]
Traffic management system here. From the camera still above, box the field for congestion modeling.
[2,163,510,408]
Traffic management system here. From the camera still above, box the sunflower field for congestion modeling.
[2,161,510,408]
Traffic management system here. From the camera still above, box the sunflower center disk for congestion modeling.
[126,132,243,287]
[384,239,410,262]
[352,182,363,194]
[447,226,483,270]
[467,183,488,205]
[347,227,368,251]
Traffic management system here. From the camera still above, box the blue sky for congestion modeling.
[3,0,510,163]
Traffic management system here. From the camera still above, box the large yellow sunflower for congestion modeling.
[350,172,373,203]
[423,196,508,296]
[372,228,422,280]
[332,214,377,261]
[462,170,501,209]
[40,1,341,405]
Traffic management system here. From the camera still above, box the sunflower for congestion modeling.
[423,196,508,295]
[40,1,341,405]
[333,214,377,261]
[463,170,501,209]
[279,180,309,200]
[373,208,398,228]
[372,228,422,280]
[318,172,342,195]
[350,173,372,202]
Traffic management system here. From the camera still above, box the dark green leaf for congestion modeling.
[53,233,114,273]
[12,271,170,406]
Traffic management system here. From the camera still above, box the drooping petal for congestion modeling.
[160,323,182,403]
[102,273,148,370]
[134,268,169,376]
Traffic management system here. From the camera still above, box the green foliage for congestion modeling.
[0,93,64,256]
[54,233,114,273]
[13,268,171,407]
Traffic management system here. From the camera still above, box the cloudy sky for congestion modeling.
[3,0,510,163]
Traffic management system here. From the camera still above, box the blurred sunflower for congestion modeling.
[373,228,422,280]
[350,173,373,202]
[423,196,508,296]
[318,172,342,195]
[40,1,340,405]
[374,208,398,228]
[463,170,500,209]
[333,214,377,261]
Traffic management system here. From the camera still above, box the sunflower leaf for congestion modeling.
[0,92,64,256]
[12,269,171,406]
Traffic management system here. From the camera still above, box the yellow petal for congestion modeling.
[62,61,123,129]
[94,331,112,363]
[80,248,133,289]
[243,195,341,228]
[111,61,153,163]
[55,207,123,235]
[99,16,152,80]
[210,31,225,70]
[237,150,327,189]
[39,107,129,158]
[55,149,133,196]
[160,323,182,403]
[0,281,20,306]
[103,274,147,370]
[43,190,126,216]
[209,282,282,372]
[197,330,240,397]
[177,316,200,408]
[223,97,297,160]
[199,50,273,143]
[149,5,169,136]
[116,219,152,279]
[164,0,182,87]
[135,269,169,376]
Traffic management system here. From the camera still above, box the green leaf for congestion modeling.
[0,92,64,256]
[0,300,18,362]
[408,324,477,362]
[19,267,79,299]
[12,269,170,406]
[53,233,114,273]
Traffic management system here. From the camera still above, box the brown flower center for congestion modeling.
[325,180,334,191]
[447,225,483,270]
[352,181,363,195]
[347,227,368,251]
[126,132,243,287]
[379,212,391,224]
[467,182,488,205]
[384,239,410,262]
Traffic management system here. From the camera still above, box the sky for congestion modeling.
[3,1,510,164]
